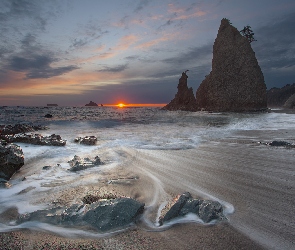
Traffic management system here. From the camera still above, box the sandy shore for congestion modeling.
[1,127,294,249]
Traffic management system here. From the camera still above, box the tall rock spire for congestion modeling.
[196,18,267,112]
[162,71,197,111]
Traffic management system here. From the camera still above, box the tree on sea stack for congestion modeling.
[240,25,257,43]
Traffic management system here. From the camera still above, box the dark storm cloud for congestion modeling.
[98,64,128,73]
[162,43,212,64]
[6,54,79,79]
[0,31,79,81]
[252,11,295,71]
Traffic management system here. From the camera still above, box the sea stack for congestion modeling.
[85,101,98,106]
[196,18,267,112]
[162,71,197,111]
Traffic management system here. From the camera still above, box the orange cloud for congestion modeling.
[167,3,206,20]
[0,69,127,97]
[136,33,177,49]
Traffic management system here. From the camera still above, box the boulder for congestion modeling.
[44,114,53,118]
[0,124,47,135]
[83,198,144,232]
[159,192,225,225]
[85,101,98,107]
[0,140,24,181]
[196,18,267,112]
[68,155,102,171]
[74,136,97,145]
[162,71,197,111]
[17,198,145,232]
[0,133,66,146]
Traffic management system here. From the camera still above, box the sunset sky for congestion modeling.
[0,0,295,106]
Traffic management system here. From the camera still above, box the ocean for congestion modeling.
[0,106,294,249]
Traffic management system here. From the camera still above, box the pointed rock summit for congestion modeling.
[196,18,267,112]
[162,71,197,111]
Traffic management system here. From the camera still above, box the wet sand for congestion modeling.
[1,128,294,249]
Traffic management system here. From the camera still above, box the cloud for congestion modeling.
[98,64,128,73]
[134,0,151,13]
[251,11,295,86]
[162,43,212,64]
[0,31,79,81]
[6,54,79,79]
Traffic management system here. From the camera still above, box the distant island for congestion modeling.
[85,101,98,106]
[47,104,58,107]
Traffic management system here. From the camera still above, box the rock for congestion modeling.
[74,136,97,145]
[162,71,197,111]
[0,141,24,181]
[83,198,145,232]
[199,200,224,223]
[195,18,267,112]
[17,198,145,232]
[159,192,225,225]
[42,165,52,170]
[0,133,66,146]
[268,141,295,148]
[267,83,295,107]
[0,124,47,135]
[283,93,295,109]
[68,155,102,171]
[44,114,53,118]
[85,101,98,106]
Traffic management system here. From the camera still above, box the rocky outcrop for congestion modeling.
[162,71,197,111]
[196,18,267,112]
[74,136,97,145]
[159,192,225,225]
[267,83,295,107]
[0,133,66,146]
[85,101,98,106]
[0,124,47,135]
[283,93,295,109]
[17,197,145,232]
[68,155,103,171]
[0,140,24,181]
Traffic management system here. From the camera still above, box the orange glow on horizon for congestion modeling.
[117,103,125,108]
[104,103,166,108]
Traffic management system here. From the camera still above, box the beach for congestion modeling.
[0,107,295,249]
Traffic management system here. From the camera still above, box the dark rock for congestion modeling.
[74,136,97,145]
[85,101,98,107]
[17,198,145,232]
[195,18,267,112]
[68,155,102,171]
[83,198,145,232]
[45,114,53,118]
[162,71,197,111]
[160,192,225,225]
[42,166,52,170]
[267,83,295,107]
[0,133,66,146]
[0,142,24,181]
[268,141,295,148]
[199,200,224,223]
[283,93,295,109]
[0,124,47,135]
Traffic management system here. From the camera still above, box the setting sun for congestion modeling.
[117,103,125,108]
